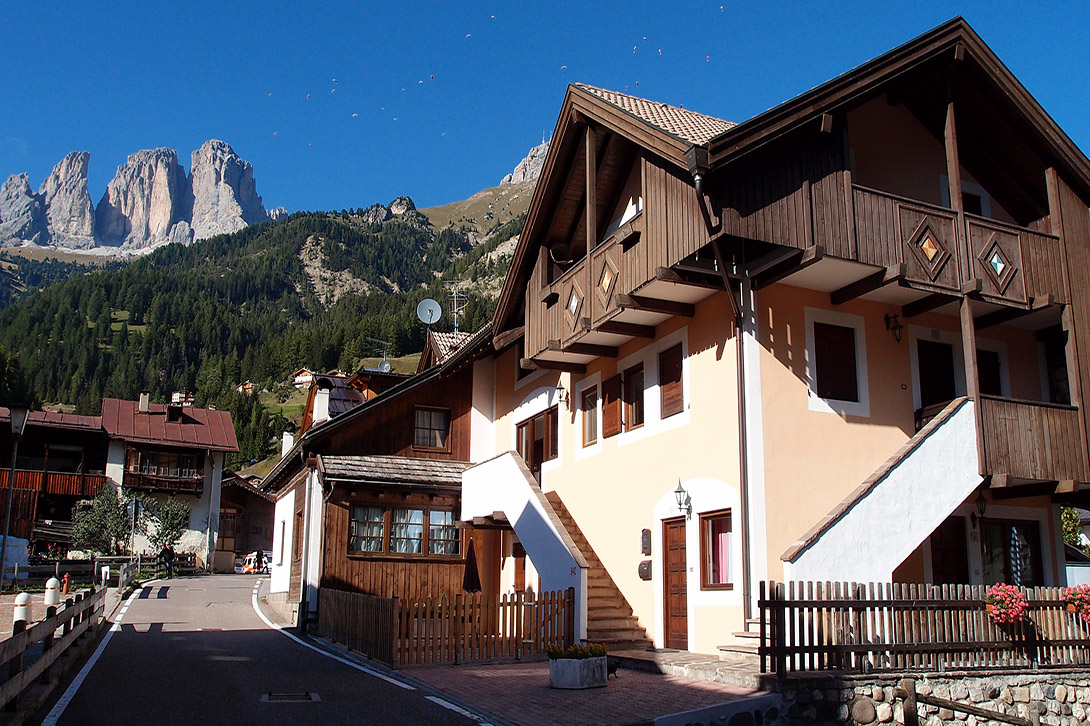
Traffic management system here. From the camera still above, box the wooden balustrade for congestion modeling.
[0,470,106,497]
[760,581,1090,677]
[979,395,1088,483]
[122,472,203,495]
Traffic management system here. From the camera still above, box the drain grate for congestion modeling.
[261,692,321,703]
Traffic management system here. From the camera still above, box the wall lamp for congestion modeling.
[970,491,988,529]
[885,313,904,343]
[674,480,691,520]
[555,382,569,407]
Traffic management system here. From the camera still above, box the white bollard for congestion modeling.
[100,566,109,587]
[13,591,29,625]
[44,577,60,608]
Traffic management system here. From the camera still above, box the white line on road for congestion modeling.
[426,695,493,724]
[42,585,146,726]
[249,579,414,690]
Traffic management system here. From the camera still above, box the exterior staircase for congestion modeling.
[544,492,653,651]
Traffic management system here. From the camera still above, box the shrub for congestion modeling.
[545,643,608,660]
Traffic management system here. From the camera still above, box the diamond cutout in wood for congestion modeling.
[977,233,1018,295]
[920,236,939,262]
[599,266,613,295]
[567,291,580,316]
[906,219,951,282]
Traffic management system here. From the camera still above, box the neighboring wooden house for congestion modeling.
[458,17,1090,655]
[235,380,256,396]
[291,368,315,389]
[262,329,495,626]
[417,330,472,373]
[214,471,275,572]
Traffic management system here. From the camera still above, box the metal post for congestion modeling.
[0,435,22,593]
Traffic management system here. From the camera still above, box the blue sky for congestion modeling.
[1,2,1088,213]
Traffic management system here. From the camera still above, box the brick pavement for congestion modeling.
[403,660,759,726]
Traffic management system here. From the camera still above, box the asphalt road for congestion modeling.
[44,575,483,726]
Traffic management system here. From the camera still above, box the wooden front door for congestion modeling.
[663,517,688,650]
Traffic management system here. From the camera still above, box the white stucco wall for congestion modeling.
[270,488,295,594]
[462,452,588,641]
[471,358,495,463]
[304,470,323,616]
[785,400,980,583]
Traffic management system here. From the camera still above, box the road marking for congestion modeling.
[42,586,145,726]
[249,579,414,690]
[426,695,493,724]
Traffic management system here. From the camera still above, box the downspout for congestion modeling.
[297,450,315,631]
[689,145,753,621]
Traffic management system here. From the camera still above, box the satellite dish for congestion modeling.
[417,298,442,325]
[379,360,392,373]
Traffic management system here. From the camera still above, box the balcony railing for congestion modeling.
[979,395,1087,483]
[0,470,107,497]
[123,471,204,495]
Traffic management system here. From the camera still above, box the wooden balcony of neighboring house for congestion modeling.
[122,470,204,496]
[0,469,107,498]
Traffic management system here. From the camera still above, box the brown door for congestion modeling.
[917,340,957,408]
[929,516,969,584]
[663,517,688,650]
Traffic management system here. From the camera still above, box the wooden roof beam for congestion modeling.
[547,340,618,358]
[616,293,695,318]
[597,320,656,339]
[975,294,1055,330]
[830,264,906,305]
[902,292,958,318]
[520,358,587,374]
[493,325,524,351]
[751,245,823,291]
[655,266,724,292]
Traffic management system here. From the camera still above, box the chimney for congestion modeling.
[281,431,295,457]
[138,392,150,413]
[312,378,333,428]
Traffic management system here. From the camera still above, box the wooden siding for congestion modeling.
[287,470,307,604]
[979,395,1087,482]
[638,155,710,282]
[1056,174,1090,445]
[321,489,480,603]
[321,365,473,461]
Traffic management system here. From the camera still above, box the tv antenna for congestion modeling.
[445,283,468,332]
[416,298,442,326]
[368,337,392,364]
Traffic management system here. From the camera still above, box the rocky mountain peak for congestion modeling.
[95,147,187,249]
[500,140,549,185]
[188,139,267,239]
[389,196,416,216]
[360,203,391,225]
[0,173,46,245]
[39,151,95,249]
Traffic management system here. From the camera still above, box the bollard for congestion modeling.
[61,573,70,595]
[12,591,29,630]
[45,577,60,609]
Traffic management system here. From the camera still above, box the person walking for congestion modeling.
[160,545,175,578]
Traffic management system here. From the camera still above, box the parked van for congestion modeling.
[241,550,271,574]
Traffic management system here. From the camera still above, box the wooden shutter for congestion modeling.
[602,374,622,438]
[659,344,684,418]
[813,322,858,402]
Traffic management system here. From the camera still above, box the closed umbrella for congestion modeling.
[462,537,482,593]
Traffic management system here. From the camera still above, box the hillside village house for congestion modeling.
[1,396,238,566]
[269,19,1090,656]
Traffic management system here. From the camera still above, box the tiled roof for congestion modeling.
[100,398,239,453]
[313,375,366,418]
[431,331,472,363]
[319,455,470,488]
[575,84,736,145]
[1,407,103,432]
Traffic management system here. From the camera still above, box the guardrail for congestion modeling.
[0,587,104,710]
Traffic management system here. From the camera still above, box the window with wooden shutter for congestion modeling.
[623,363,645,430]
[813,322,858,402]
[602,374,622,438]
[659,344,684,418]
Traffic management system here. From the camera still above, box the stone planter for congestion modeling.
[549,656,607,689]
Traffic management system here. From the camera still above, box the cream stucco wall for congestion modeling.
[490,291,744,653]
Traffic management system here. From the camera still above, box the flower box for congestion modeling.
[549,656,607,689]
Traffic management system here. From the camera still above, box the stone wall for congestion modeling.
[777,672,1090,726]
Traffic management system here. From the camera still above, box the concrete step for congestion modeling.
[718,644,760,666]
[732,630,760,640]
[587,605,636,619]
[589,617,644,631]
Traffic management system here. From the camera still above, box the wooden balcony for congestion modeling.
[123,471,204,495]
[0,470,107,497]
[852,185,1066,306]
[979,395,1088,485]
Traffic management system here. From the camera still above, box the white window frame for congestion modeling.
[615,327,690,447]
[510,385,566,477]
[805,307,870,418]
[574,372,602,462]
[940,174,992,218]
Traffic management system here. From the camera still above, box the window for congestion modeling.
[428,510,459,555]
[349,504,459,557]
[623,363,644,430]
[349,506,385,552]
[516,405,558,480]
[813,322,858,402]
[982,520,1042,587]
[414,407,450,450]
[700,510,732,590]
[581,388,598,446]
[278,521,285,565]
[602,374,622,438]
[126,449,201,478]
[659,344,684,418]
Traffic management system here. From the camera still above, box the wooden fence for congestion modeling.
[318,587,575,668]
[759,581,1090,676]
[0,587,104,710]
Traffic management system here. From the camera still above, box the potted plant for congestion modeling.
[1065,584,1090,622]
[546,643,608,689]
[984,583,1028,624]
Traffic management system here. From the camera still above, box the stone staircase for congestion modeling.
[544,491,653,651]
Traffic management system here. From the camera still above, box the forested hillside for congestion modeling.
[0,210,520,466]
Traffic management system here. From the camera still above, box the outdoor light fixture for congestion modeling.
[971,491,988,529]
[885,313,904,343]
[1,403,30,589]
[555,382,569,407]
[673,480,691,519]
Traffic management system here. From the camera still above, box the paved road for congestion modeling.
[45,575,483,726]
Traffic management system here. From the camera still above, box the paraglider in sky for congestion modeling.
[332,78,338,83]
[273,131,279,135]
[352,113,358,117]
[561,65,567,71]
[465,33,471,38]
[307,93,311,99]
